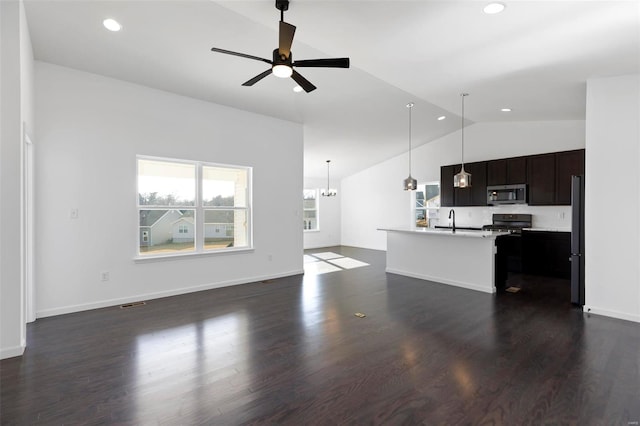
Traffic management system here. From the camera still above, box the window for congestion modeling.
[303,189,319,231]
[415,182,440,228]
[137,156,251,257]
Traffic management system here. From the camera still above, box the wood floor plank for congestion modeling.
[1,246,639,425]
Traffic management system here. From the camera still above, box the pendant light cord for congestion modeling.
[326,160,331,191]
[407,102,414,175]
[461,93,468,167]
[408,104,412,175]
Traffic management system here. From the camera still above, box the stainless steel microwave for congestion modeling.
[487,184,527,205]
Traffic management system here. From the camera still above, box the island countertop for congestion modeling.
[379,227,501,239]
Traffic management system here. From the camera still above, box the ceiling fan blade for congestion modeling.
[242,69,273,86]
[293,58,349,68]
[279,21,296,58]
[291,70,316,93]
[293,58,350,68]
[210,47,272,65]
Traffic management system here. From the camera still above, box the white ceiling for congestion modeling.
[24,0,639,179]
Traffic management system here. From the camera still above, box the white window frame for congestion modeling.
[136,155,253,260]
[414,181,440,228]
[303,189,320,232]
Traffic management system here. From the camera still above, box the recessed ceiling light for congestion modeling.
[293,85,303,93]
[437,116,446,121]
[501,108,512,112]
[483,3,505,14]
[103,18,122,32]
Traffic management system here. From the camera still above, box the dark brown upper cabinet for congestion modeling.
[506,157,527,184]
[441,149,584,207]
[527,153,556,205]
[487,159,507,186]
[440,164,456,207]
[454,161,487,206]
[555,150,585,205]
[487,157,527,185]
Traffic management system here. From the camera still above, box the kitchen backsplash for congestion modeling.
[435,204,572,231]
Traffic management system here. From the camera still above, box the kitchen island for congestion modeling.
[379,227,501,293]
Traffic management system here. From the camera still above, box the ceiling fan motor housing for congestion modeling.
[273,48,291,64]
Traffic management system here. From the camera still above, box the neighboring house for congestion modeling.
[170,216,234,243]
[172,216,195,243]
[139,210,184,247]
[204,222,233,240]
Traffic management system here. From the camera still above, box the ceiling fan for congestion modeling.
[210,0,350,93]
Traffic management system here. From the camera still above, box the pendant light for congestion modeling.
[321,160,337,196]
[454,93,472,188]
[403,102,417,191]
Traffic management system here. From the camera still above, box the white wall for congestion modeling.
[585,74,640,323]
[34,62,303,318]
[303,177,341,249]
[342,120,585,250]
[1,0,34,359]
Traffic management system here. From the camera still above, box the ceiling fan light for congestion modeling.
[273,64,293,78]
[102,18,122,32]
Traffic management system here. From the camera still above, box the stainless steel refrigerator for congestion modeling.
[571,175,585,305]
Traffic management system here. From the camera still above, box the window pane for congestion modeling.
[202,166,248,207]
[425,183,440,208]
[204,209,248,250]
[139,209,195,255]
[415,209,427,227]
[138,159,195,206]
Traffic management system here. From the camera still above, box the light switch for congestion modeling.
[70,208,79,219]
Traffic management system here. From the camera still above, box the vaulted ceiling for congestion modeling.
[24,0,639,178]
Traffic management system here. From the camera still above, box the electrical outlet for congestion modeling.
[268,254,273,261]
[100,271,110,282]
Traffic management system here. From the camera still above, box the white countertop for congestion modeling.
[379,227,500,239]
[523,227,571,233]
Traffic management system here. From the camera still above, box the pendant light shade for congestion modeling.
[321,160,337,196]
[454,93,472,188]
[403,102,417,191]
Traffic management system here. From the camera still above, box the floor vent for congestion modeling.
[120,301,146,309]
[505,287,521,293]
[261,280,275,284]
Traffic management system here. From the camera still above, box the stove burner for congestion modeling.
[482,213,532,234]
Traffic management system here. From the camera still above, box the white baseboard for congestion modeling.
[0,344,25,360]
[386,268,496,294]
[36,269,304,319]
[582,305,640,323]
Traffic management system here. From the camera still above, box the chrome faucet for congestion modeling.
[448,209,456,232]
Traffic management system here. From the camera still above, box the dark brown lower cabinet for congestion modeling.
[522,231,571,279]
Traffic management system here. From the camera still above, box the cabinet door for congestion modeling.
[487,159,507,186]
[555,149,585,205]
[440,165,456,207]
[522,231,570,279]
[453,161,487,206]
[527,153,556,205]
[506,157,527,184]
[470,161,487,205]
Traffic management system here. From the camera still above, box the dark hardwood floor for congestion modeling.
[2,246,639,425]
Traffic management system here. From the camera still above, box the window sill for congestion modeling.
[134,246,254,263]
[304,229,321,233]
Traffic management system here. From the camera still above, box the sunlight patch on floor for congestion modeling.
[304,252,370,276]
